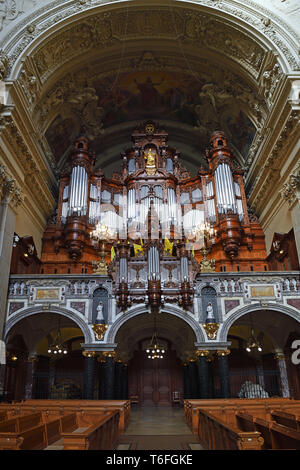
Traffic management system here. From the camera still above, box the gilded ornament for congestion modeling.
[202,322,220,340]
[92,323,108,341]
[82,350,97,358]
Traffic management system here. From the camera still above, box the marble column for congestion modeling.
[102,353,115,399]
[83,352,96,399]
[196,351,210,399]
[0,168,22,400]
[122,364,128,399]
[290,190,300,261]
[256,362,266,390]
[48,358,56,398]
[188,360,198,398]
[217,350,231,398]
[97,358,106,399]
[114,360,123,399]
[183,363,190,399]
[24,355,38,400]
[275,353,290,398]
[207,358,214,398]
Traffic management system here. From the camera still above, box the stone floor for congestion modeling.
[116,405,203,450]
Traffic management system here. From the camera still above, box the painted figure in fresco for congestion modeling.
[206,302,216,323]
[96,301,104,322]
[134,76,164,107]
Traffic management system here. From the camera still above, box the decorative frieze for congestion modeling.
[0,162,23,206]
[280,161,300,206]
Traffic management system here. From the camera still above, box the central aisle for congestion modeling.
[116,406,203,450]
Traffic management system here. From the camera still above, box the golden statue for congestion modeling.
[144,148,156,175]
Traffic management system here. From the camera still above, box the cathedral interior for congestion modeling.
[0,0,299,451]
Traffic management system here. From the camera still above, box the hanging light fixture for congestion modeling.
[245,314,263,353]
[48,322,68,355]
[145,311,166,359]
[146,332,166,360]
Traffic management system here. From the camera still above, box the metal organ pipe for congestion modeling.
[69,165,88,215]
[215,163,236,214]
[180,256,189,281]
[148,246,160,278]
[120,258,128,281]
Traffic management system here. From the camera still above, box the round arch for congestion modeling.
[219,303,300,343]
[3,0,298,80]
[3,305,94,344]
[107,303,205,344]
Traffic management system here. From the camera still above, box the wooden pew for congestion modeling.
[184,399,300,435]
[236,411,300,450]
[197,408,264,450]
[235,411,255,432]
[10,399,129,434]
[271,410,300,431]
[269,422,300,450]
[61,410,119,450]
[0,412,62,450]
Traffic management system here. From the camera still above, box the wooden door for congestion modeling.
[129,347,183,406]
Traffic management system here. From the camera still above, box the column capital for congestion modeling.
[196,350,210,357]
[82,350,97,358]
[102,351,116,359]
[216,349,230,357]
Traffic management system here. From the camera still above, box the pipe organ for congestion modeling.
[41,123,267,303]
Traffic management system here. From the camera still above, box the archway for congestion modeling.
[114,310,197,406]
[3,311,87,401]
[223,309,300,399]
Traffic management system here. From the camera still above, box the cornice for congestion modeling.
[0,112,56,215]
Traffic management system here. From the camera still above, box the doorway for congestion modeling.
[128,343,183,406]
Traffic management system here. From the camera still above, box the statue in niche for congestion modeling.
[96,301,104,323]
[206,302,216,323]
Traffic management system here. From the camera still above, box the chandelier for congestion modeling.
[189,220,216,242]
[146,332,166,360]
[90,222,115,274]
[245,314,263,353]
[246,328,262,353]
[48,326,68,355]
[90,222,115,241]
[145,311,166,359]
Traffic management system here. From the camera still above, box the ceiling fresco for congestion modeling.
[43,69,258,175]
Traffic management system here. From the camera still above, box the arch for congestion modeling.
[3,305,94,344]
[2,1,298,79]
[107,303,205,343]
[219,303,300,343]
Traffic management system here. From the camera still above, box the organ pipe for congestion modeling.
[215,163,236,214]
[68,165,88,216]
[180,256,189,280]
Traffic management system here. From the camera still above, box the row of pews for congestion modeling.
[184,398,300,450]
[0,399,131,450]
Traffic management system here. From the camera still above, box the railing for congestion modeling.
[7,271,300,297]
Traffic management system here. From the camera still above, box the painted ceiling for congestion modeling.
[44,68,256,177]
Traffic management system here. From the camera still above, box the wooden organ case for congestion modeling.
[41,122,267,296]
